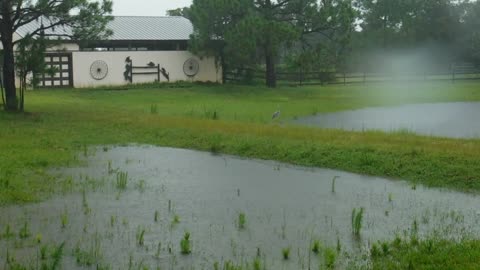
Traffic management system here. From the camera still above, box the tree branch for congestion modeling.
[13,19,73,45]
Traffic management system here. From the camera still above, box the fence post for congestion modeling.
[157,64,160,82]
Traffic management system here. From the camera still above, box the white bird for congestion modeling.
[272,110,281,120]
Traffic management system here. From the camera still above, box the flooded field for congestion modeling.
[294,102,480,139]
[1,146,480,269]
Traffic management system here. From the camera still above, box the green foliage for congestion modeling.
[352,207,364,237]
[3,224,14,239]
[0,0,113,112]
[252,257,261,270]
[282,247,290,260]
[238,212,246,229]
[74,237,102,267]
[19,221,30,239]
[115,171,128,190]
[189,0,354,86]
[136,227,145,246]
[166,7,190,18]
[312,239,321,254]
[324,247,337,269]
[370,237,480,270]
[180,232,192,254]
[60,211,68,229]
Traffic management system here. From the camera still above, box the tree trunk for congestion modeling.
[2,38,18,111]
[1,9,18,112]
[265,53,276,88]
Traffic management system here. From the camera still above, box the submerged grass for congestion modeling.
[1,82,480,205]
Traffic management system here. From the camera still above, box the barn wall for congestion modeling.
[71,51,221,88]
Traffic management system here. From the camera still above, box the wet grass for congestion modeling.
[2,82,480,205]
[369,237,480,270]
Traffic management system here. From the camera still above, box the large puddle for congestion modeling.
[294,102,480,139]
[1,146,480,269]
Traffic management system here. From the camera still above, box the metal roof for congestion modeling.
[106,16,193,40]
[16,16,193,41]
[16,18,73,38]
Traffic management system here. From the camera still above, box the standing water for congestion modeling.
[294,102,480,138]
[1,146,480,269]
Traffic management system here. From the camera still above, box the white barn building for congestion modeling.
[11,16,221,88]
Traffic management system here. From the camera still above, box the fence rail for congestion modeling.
[224,68,480,85]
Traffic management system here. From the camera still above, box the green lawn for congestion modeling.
[368,237,480,270]
[1,81,480,205]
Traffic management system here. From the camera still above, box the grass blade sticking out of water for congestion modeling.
[19,221,30,239]
[238,212,246,230]
[115,171,128,190]
[352,207,364,237]
[136,227,145,246]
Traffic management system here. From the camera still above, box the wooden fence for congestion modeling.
[224,66,480,85]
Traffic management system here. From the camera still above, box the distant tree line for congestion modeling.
[168,0,480,87]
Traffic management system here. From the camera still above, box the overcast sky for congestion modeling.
[112,0,192,16]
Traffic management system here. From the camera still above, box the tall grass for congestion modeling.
[115,171,128,190]
[238,212,246,229]
[180,232,191,254]
[352,207,365,237]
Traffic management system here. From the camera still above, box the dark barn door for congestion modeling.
[38,53,74,88]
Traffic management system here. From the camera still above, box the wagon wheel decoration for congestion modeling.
[90,60,109,80]
[183,58,199,77]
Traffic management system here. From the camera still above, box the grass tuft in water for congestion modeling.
[352,207,365,237]
[3,224,14,239]
[336,237,342,252]
[60,211,68,229]
[324,247,337,269]
[282,247,290,260]
[136,227,146,246]
[115,171,128,190]
[180,232,191,255]
[40,245,48,260]
[19,221,31,239]
[110,215,116,227]
[135,179,146,193]
[253,257,262,270]
[238,212,246,230]
[172,214,180,224]
[154,210,159,222]
[312,239,321,254]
